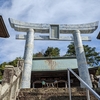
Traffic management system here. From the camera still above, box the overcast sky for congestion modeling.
[0,0,100,64]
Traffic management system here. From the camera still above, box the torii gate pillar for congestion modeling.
[21,28,34,88]
[73,30,92,87]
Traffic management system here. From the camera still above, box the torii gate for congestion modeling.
[9,18,98,88]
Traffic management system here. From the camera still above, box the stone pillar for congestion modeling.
[21,28,34,88]
[0,85,1,97]
[72,30,92,88]
[10,79,17,100]
[2,65,14,85]
[1,65,14,100]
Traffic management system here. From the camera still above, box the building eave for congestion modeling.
[97,32,100,39]
[0,15,10,38]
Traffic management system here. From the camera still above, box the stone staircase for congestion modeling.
[16,87,97,100]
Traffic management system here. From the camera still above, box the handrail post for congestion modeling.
[86,89,90,100]
[67,69,72,100]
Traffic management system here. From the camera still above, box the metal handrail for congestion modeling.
[67,68,100,100]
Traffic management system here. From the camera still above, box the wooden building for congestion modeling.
[31,57,98,88]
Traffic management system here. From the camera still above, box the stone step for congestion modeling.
[16,87,97,100]
[17,96,87,100]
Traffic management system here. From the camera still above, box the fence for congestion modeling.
[0,59,24,100]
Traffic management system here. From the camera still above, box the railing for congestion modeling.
[0,59,24,100]
[67,68,100,100]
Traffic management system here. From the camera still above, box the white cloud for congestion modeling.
[0,0,100,63]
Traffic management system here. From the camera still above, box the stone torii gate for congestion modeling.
[9,18,98,88]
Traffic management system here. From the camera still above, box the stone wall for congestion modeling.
[17,87,98,100]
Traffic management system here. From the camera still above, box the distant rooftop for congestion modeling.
[0,15,10,38]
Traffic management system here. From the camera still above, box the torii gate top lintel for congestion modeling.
[9,18,98,34]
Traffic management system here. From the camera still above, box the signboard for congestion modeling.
[50,25,59,39]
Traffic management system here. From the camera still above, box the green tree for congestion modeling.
[84,45,100,66]
[0,70,2,80]
[65,42,100,66]
[44,47,60,57]
[8,57,21,67]
[0,57,22,80]
[96,67,100,75]
[33,52,44,57]
[0,62,7,70]
[65,42,76,56]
